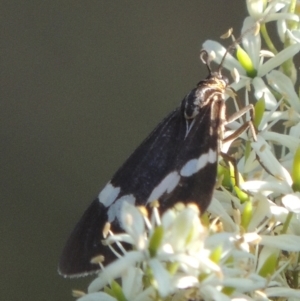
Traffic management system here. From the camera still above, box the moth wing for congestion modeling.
[59,92,223,277]
[59,107,187,276]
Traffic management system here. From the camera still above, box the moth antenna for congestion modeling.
[200,49,212,75]
[217,21,260,75]
[217,43,236,75]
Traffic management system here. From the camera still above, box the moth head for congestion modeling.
[206,71,229,92]
[200,49,229,89]
[183,49,231,121]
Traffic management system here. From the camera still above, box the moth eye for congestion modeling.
[223,76,229,86]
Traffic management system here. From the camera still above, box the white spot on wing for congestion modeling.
[147,171,180,203]
[107,194,136,223]
[208,149,217,163]
[180,148,217,177]
[98,182,120,207]
[180,158,201,177]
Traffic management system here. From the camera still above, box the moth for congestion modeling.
[58,49,254,277]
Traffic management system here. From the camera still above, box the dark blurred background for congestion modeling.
[1,2,247,300]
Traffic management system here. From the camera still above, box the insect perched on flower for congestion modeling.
[58,39,256,277]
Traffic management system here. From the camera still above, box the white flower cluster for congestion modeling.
[75,203,268,301]
[75,1,300,300]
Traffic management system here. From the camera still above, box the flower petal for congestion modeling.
[259,43,300,77]
[260,234,300,251]
[148,258,172,297]
[88,251,144,293]
[252,77,277,109]
[122,267,143,300]
[202,40,245,74]
[267,70,300,112]
[282,193,300,213]
[251,136,293,185]
[242,17,261,69]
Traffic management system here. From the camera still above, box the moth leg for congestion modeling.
[224,104,257,142]
[223,120,255,145]
[220,151,239,187]
[221,104,257,187]
[227,105,275,177]
[226,104,254,123]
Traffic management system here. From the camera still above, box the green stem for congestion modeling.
[291,252,300,288]
[281,212,293,234]
[260,24,278,54]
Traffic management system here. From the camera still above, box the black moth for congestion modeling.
[59,49,253,277]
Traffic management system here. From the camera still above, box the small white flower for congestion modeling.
[88,251,144,293]
[120,201,146,250]
[203,17,300,109]
[246,0,299,23]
